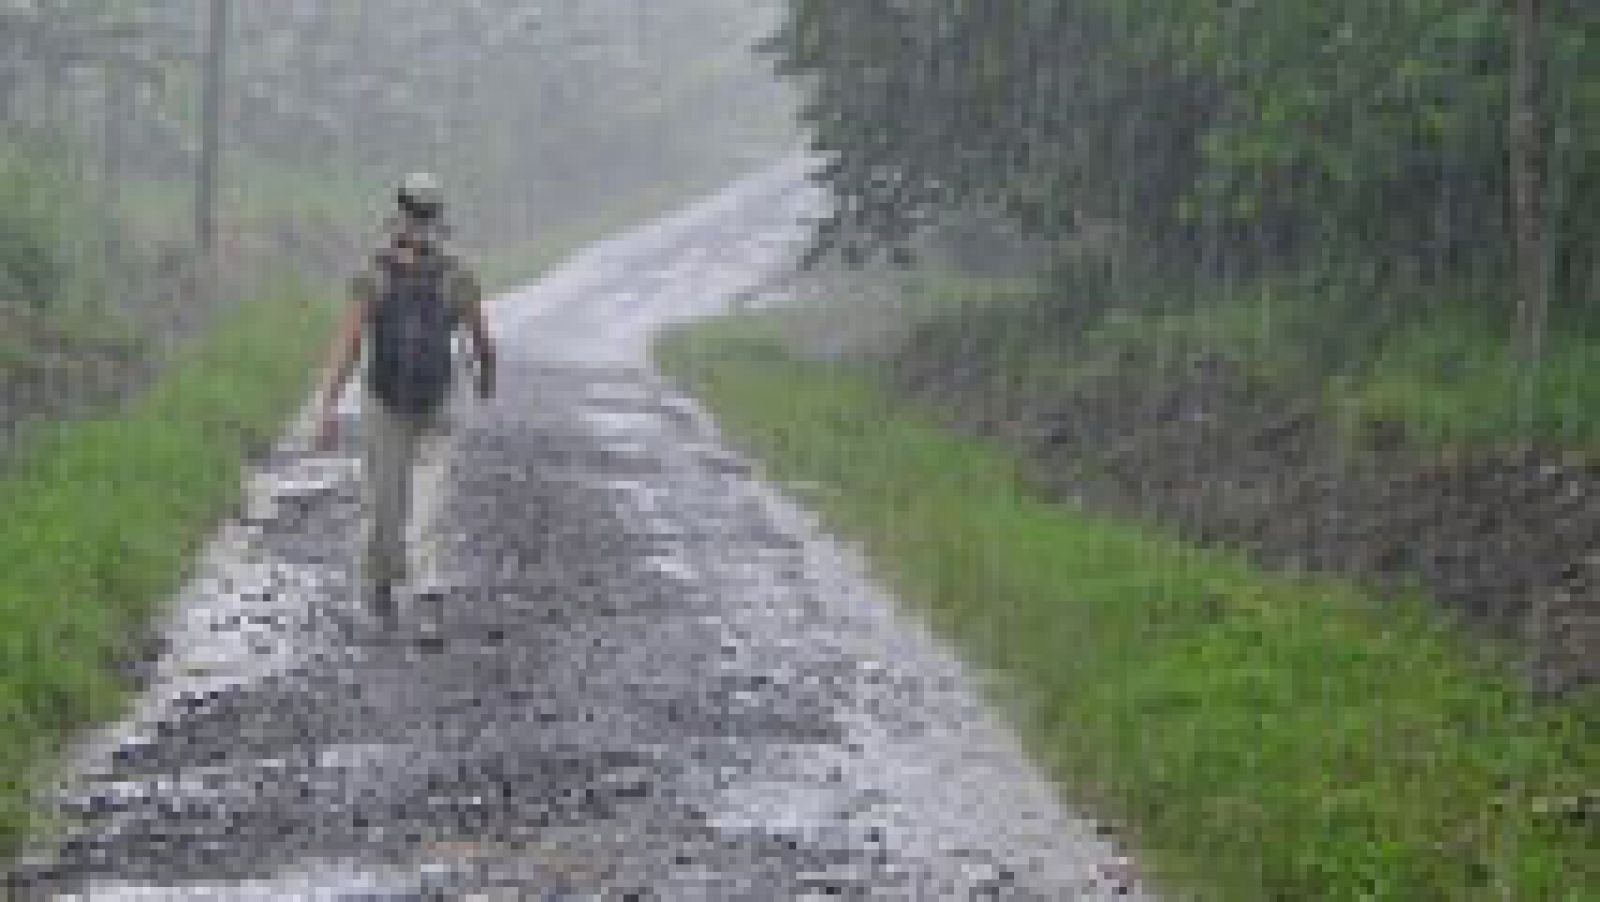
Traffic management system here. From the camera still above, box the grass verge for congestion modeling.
[656,317,1599,900]
[0,281,335,858]
[886,271,1600,453]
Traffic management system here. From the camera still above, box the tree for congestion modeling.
[769,0,1596,334]
[195,0,225,272]
[1510,0,1548,418]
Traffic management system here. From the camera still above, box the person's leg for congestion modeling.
[407,397,459,641]
[364,396,418,620]
[408,416,454,589]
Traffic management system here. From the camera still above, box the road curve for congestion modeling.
[8,162,1150,900]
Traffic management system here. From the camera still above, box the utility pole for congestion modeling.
[102,66,129,275]
[196,0,228,294]
[1510,0,1548,424]
[1511,0,1558,695]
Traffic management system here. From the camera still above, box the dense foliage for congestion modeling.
[767,1,1596,309]
[0,150,72,310]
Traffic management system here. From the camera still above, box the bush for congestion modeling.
[0,149,73,312]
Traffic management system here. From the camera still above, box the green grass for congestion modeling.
[120,163,381,241]
[0,303,145,381]
[656,318,1600,900]
[894,270,1600,452]
[1347,314,1600,450]
[0,280,335,858]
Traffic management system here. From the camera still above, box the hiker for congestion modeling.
[314,172,497,625]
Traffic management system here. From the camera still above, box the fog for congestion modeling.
[1,4,1595,897]
[1,0,795,334]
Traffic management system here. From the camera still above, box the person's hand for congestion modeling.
[476,357,496,400]
[314,404,339,453]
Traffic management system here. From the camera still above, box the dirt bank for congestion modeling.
[890,340,1598,696]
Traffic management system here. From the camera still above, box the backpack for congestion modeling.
[366,250,457,416]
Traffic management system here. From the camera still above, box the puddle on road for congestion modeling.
[576,408,663,434]
[62,863,424,901]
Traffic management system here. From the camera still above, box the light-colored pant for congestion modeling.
[362,391,456,587]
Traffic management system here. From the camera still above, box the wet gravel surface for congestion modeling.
[9,164,1148,899]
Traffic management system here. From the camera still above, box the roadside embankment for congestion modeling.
[0,284,333,856]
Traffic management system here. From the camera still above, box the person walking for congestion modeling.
[315,172,496,629]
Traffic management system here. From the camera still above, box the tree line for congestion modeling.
[1,0,792,318]
[766,0,1595,364]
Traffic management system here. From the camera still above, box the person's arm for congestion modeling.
[459,271,496,399]
[314,283,370,450]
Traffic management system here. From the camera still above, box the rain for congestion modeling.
[0,1,1594,898]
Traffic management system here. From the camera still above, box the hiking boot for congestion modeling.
[366,578,398,630]
[413,585,447,651]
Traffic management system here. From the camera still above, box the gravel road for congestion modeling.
[9,163,1149,900]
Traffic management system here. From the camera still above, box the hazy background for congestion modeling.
[1,0,797,445]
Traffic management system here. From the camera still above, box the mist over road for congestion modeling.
[11,165,1146,900]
